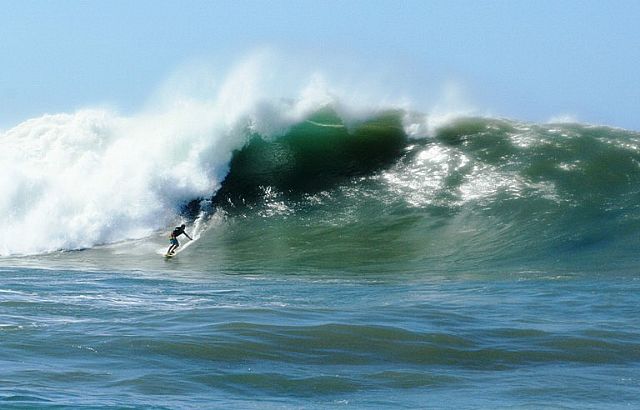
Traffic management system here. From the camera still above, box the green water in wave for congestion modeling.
[189,115,640,274]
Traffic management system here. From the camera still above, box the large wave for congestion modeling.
[0,52,438,256]
[3,51,640,265]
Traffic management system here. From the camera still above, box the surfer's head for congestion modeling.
[181,224,186,228]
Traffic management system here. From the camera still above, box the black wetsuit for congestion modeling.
[171,226,186,239]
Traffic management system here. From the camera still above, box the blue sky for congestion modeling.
[1,0,639,130]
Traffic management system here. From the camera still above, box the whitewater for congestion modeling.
[0,55,308,255]
[1,52,640,408]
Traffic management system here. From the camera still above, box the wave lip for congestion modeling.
[214,108,408,205]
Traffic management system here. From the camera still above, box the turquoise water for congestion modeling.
[2,113,640,408]
[2,266,639,408]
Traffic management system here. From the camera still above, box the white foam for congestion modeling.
[402,80,477,139]
[546,114,579,124]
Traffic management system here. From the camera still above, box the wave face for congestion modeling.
[206,116,640,273]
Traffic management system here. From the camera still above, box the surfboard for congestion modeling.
[164,253,175,258]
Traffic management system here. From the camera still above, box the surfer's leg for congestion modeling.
[167,238,179,254]
[169,238,179,254]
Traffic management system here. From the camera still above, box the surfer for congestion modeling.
[166,224,192,255]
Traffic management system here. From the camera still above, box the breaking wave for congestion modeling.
[2,51,640,269]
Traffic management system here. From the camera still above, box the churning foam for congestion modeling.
[0,52,346,255]
[0,50,470,256]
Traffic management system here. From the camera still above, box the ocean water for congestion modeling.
[2,69,640,408]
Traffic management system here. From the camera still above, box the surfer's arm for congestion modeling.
[185,233,193,240]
